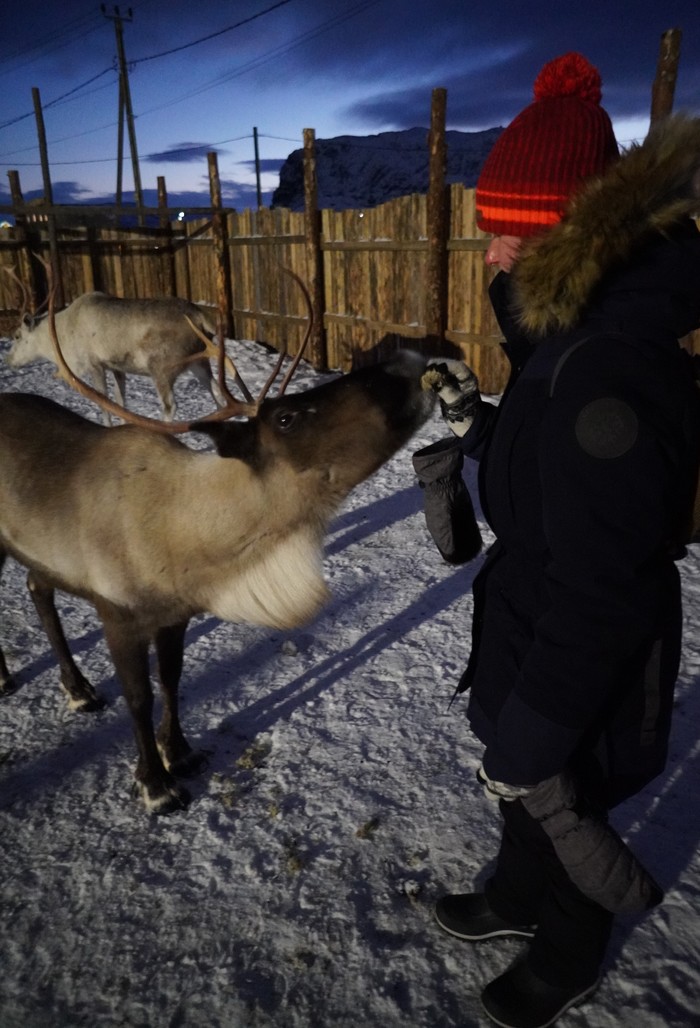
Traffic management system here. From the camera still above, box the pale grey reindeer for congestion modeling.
[0,277,435,814]
[4,273,229,424]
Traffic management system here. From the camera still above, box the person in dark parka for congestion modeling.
[412,52,700,1028]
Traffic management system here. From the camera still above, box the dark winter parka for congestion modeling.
[450,117,700,806]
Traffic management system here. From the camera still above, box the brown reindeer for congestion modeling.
[0,275,434,813]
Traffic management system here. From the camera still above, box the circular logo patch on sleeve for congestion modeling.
[574,398,639,459]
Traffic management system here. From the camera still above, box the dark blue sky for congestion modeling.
[1,0,699,210]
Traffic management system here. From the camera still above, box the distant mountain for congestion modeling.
[271,126,503,211]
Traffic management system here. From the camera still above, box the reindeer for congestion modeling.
[4,271,230,424]
[0,272,435,813]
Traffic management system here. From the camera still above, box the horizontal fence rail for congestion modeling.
[1,188,698,395]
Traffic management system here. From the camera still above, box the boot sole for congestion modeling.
[481,977,600,1028]
[434,906,537,941]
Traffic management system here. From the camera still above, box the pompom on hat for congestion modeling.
[475,52,619,237]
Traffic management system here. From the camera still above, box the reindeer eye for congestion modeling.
[275,410,299,432]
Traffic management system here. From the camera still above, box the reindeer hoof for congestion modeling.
[0,675,18,697]
[72,694,107,713]
[61,680,106,713]
[136,779,191,815]
[169,748,209,779]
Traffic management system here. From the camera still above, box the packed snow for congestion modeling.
[1,335,699,1028]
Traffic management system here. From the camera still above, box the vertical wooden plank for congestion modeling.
[157,176,177,296]
[32,87,64,308]
[208,151,234,337]
[425,87,448,340]
[303,128,327,369]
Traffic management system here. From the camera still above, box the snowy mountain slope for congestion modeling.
[272,127,502,210]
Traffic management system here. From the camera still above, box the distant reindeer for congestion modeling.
[4,272,229,424]
[0,271,434,813]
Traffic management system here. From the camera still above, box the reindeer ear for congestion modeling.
[190,419,257,460]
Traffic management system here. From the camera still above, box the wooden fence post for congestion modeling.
[425,87,448,341]
[650,27,682,124]
[157,175,177,297]
[31,86,63,308]
[207,152,234,337]
[303,128,327,369]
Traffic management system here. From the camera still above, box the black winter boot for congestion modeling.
[435,893,537,941]
[481,960,600,1027]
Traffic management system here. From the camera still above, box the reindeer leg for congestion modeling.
[154,620,207,777]
[152,370,176,421]
[90,366,113,427]
[111,369,127,409]
[98,607,190,814]
[0,649,14,695]
[0,552,17,696]
[189,358,226,408]
[27,571,104,711]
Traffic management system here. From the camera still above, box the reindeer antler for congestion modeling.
[180,317,255,405]
[41,258,313,435]
[182,267,313,406]
[3,265,32,326]
[261,267,313,400]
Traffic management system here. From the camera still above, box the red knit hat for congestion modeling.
[475,52,619,237]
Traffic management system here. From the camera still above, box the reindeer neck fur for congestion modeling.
[160,450,334,629]
[83,441,334,631]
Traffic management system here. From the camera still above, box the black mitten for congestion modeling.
[522,772,663,913]
[421,360,481,436]
[412,438,482,564]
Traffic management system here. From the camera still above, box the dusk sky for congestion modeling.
[2,0,700,212]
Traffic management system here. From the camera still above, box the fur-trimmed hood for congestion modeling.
[512,114,700,337]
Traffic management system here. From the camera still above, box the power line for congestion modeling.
[2,132,260,168]
[0,0,302,146]
[132,0,295,64]
[0,69,116,132]
[0,0,387,177]
[2,9,104,68]
[134,0,384,118]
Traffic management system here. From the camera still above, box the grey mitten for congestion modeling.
[412,438,482,564]
[522,772,663,914]
[421,360,480,437]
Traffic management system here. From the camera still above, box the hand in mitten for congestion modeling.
[521,772,663,913]
[412,438,482,564]
[421,360,480,437]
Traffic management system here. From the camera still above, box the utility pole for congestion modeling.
[253,127,263,208]
[32,86,64,308]
[102,5,144,222]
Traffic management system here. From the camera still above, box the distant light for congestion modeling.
[358,212,364,219]
[177,211,185,221]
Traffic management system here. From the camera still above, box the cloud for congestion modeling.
[145,143,228,164]
[23,181,96,204]
[279,0,700,132]
[238,157,285,174]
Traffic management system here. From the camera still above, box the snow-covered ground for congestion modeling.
[1,336,699,1028]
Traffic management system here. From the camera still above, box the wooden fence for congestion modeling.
[3,186,700,397]
[0,183,510,392]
